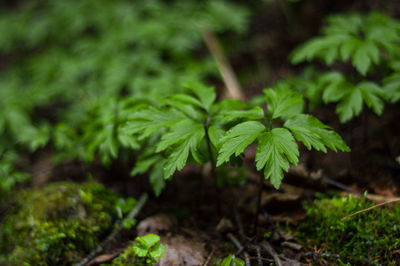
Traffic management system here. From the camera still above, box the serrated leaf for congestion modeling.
[383,73,400,103]
[264,88,303,119]
[149,163,166,197]
[136,234,161,249]
[351,42,379,75]
[133,244,148,257]
[123,107,186,140]
[284,114,350,153]
[217,121,265,166]
[208,125,225,149]
[220,107,264,123]
[186,82,216,111]
[149,243,165,259]
[290,35,346,64]
[162,123,205,179]
[340,37,360,61]
[336,87,363,123]
[318,72,347,103]
[156,119,204,152]
[117,131,140,150]
[169,94,204,110]
[130,154,160,176]
[357,82,386,115]
[255,128,299,189]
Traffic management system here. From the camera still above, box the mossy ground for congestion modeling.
[0,182,121,265]
[297,194,400,265]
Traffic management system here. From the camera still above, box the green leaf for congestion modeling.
[264,88,304,119]
[133,244,148,258]
[156,119,204,152]
[136,234,161,250]
[383,73,400,103]
[186,82,216,111]
[255,128,299,189]
[336,87,363,123]
[221,254,245,266]
[219,107,264,122]
[352,42,379,75]
[318,72,347,103]
[149,243,165,259]
[124,107,186,140]
[217,121,265,166]
[284,114,350,153]
[130,154,161,176]
[340,37,361,61]
[149,160,166,197]
[357,82,386,115]
[162,122,205,179]
[208,125,225,149]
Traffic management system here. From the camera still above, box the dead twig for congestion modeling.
[202,29,244,100]
[226,233,251,266]
[260,241,283,266]
[75,193,149,266]
[341,198,400,221]
[202,248,215,266]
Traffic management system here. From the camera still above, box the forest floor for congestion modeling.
[5,1,400,265]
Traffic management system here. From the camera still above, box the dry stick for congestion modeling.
[202,248,215,266]
[202,29,244,100]
[341,198,400,221]
[75,193,149,266]
[226,233,251,266]
[260,241,283,266]
[255,245,263,266]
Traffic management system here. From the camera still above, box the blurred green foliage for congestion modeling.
[0,0,249,195]
[287,12,400,122]
[298,195,400,264]
[0,182,124,265]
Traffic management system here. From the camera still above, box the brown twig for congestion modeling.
[341,198,400,221]
[75,193,148,266]
[260,241,283,266]
[202,248,215,266]
[226,233,251,266]
[202,29,244,100]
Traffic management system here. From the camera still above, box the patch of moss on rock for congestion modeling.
[298,194,400,265]
[0,182,121,265]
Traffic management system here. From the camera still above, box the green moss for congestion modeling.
[0,182,121,265]
[298,194,400,264]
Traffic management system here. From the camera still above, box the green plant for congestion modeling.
[110,234,165,266]
[0,182,124,265]
[289,12,400,122]
[0,0,250,195]
[298,194,400,264]
[123,83,349,194]
[220,254,245,266]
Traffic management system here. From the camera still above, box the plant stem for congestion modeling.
[252,174,264,236]
[204,120,221,215]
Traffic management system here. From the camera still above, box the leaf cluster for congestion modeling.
[289,12,400,122]
[124,84,349,193]
[0,0,250,194]
[110,234,165,266]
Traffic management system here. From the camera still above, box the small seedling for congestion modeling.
[111,234,165,266]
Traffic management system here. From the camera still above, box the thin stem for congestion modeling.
[252,174,264,236]
[204,118,221,214]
